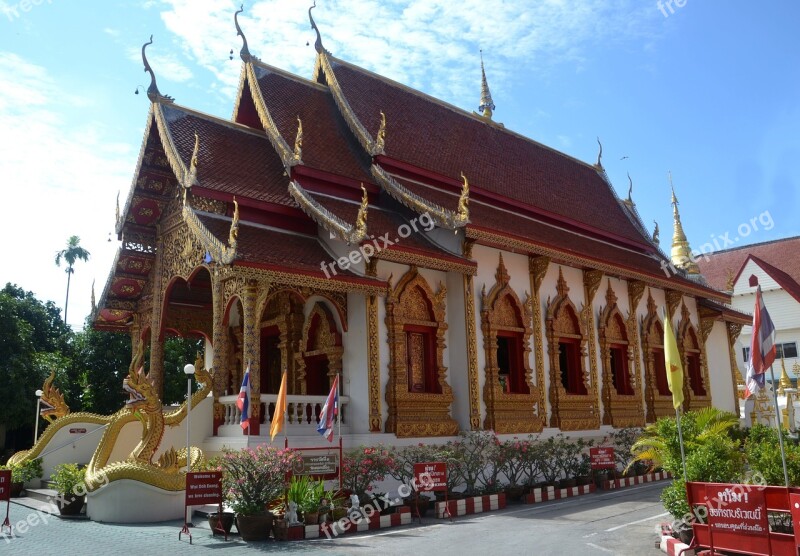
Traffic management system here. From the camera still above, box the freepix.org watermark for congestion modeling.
[320,213,435,279]
[659,210,774,277]
[657,0,688,18]
[2,0,53,22]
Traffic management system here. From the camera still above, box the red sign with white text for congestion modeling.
[414,462,447,492]
[0,470,10,502]
[706,485,768,554]
[590,447,615,470]
[185,471,222,506]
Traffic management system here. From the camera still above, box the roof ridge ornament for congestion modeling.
[354,184,369,238]
[478,50,495,120]
[293,116,303,162]
[234,4,259,63]
[457,172,470,224]
[288,181,368,244]
[626,172,634,204]
[141,36,174,103]
[182,132,200,203]
[595,137,603,169]
[309,1,328,55]
[373,111,386,154]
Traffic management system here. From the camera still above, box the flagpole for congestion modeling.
[768,364,790,487]
[675,408,688,482]
[283,368,289,449]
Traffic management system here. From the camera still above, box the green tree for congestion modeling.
[0,284,72,452]
[70,324,131,415]
[54,235,90,324]
[160,336,204,405]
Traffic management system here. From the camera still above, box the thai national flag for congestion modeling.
[316,375,339,442]
[745,285,777,397]
[236,367,251,430]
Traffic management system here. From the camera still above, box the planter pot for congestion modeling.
[58,495,85,516]
[576,475,591,486]
[559,478,577,489]
[209,512,235,535]
[304,511,319,525]
[331,508,347,521]
[676,527,693,545]
[236,513,273,542]
[505,485,526,502]
[10,482,24,498]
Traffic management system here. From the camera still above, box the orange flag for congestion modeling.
[270,370,287,441]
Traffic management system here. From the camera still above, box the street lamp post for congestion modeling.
[33,389,43,443]
[183,363,195,527]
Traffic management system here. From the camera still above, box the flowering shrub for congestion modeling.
[388,443,440,489]
[342,445,396,500]
[498,437,532,487]
[447,431,499,495]
[218,446,300,516]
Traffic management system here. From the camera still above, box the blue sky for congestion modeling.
[1,0,798,327]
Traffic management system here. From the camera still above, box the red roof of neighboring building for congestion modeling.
[745,255,800,305]
[326,57,650,247]
[697,236,800,292]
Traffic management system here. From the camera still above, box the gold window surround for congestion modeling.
[545,267,600,431]
[641,291,674,422]
[385,267,458,437]
[598,280,645,428]
[481,254,542,433]
[678,302,712,411]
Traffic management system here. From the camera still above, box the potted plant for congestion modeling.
[287,475,325,525]
[341,445,397,504]
[8,458,43,497]
[51,463,87,515]
[218,446,300,541]
[558,436,593,488]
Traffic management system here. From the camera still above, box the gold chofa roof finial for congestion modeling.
[669,172,700,275]
[309,1,327,55]
[141,36,174,103]
[234,4,258,63]
[626,172,634,204]
[374,111,386,154]
[478,50,495,120]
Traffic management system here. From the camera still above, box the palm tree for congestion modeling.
[55,235,90,324]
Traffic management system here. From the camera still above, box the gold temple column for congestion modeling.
[727,322,744,416]
[149,235,165,399]
[528,255,550,425]
[241,281,261,432]
[463,240,481,430]
[366,259,383,432]
[582,269,604,423]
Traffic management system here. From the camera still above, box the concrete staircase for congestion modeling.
[10,478,88,519]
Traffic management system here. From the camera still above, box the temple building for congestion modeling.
[94,7,749,446]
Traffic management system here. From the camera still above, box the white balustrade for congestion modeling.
[216,394,349,435]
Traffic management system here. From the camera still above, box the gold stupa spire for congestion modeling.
[478,50,495,120]
[779,356,793,395]
[669,172,700,275]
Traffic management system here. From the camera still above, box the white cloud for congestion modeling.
[0,52,134,327]
[156,0,660,110]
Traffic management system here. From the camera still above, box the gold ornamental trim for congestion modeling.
[314,52,383,156]
[371,165,469,230]
[245,62,300,168]
[465,227,730,304]
[181,201,239,266]
[220,265,387,297]
[374,247,476,276]
[367,293,383,432]
[288,181,368,244]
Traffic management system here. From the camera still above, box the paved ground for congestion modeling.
[1,482,669,555]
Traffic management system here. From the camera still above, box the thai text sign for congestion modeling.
[185,471,222,506]
[414,462,446,492]
[706,485,768,553]
[294,454,339,476]
[590,447,615,470]
[0,470,10,502]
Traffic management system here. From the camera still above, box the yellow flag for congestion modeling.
[663,312,684,410]
[270,371,287,441]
